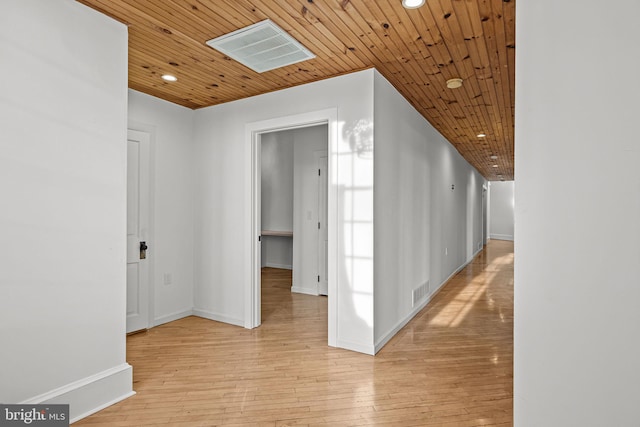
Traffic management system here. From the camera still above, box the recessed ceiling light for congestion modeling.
[402,0,426,8]
[161,74,177,82]
[446,78,463,89]
[490,155,498,160]
[477,133,486,138]
[492,164,499,168]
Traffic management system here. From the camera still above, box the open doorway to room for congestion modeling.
[246,108,338,347]
[258,124,328,324]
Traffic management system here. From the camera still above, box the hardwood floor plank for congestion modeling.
[76,240,513,426]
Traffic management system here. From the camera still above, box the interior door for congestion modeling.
[317,153,328,295]
[126,130,150,333]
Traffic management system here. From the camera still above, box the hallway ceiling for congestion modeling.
[78,0,515,180]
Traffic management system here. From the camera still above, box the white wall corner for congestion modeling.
[490,234,514,241]
[21,364,134,424]
[337,339,376,356]
[192,309,244,328]
[153,309,194,327]
[291,286,319,296]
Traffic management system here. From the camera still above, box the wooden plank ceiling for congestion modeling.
[78,0,515,180]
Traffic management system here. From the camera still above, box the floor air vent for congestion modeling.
[205,20,315,73]
[412,281,430,307]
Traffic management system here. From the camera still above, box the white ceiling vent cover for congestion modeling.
[206,20,315,73]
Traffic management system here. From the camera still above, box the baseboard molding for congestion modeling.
[490,234,514,241]
[153,308,194,327]
[337,339,375,356]
[21,363,134,424]
[193,308,244,327]
[374,248,483,354]
[263,262,293,270]
[291,286,318,296]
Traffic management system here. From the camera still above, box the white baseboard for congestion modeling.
[21,363,134,424]
[263,263,293,270]
[192,308,244,327]
[153,308,194,327]
[337,339,375,356]
[374,248,482,354]
[490,234,514,241]
[291,286,318,296]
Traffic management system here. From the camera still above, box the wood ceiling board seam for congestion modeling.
[356,1,470,141]
[398,2,487,134]
[126,23,325,92]
[447,0,499,143]
[243,0,365,71]
[303,0,460,131]
[426,0,499,149]
[481,0,514,172]
[127,32,280,95]
[312,0,451,119]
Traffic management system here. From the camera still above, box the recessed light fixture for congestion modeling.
[490,155,498,160]
[477,133,486,138]
[161,74,177,82]
[446,78,463,89]
[492,164,499,168]
[402,0,426,8]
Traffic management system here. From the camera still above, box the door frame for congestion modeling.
[245,108,338,347]
[315,150,329,296]
[127,127,155,331]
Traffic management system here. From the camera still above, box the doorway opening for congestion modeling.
[245,109,338,347]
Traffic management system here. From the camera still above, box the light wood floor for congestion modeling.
[77,240,513,426]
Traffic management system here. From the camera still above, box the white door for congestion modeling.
[317,153,328,295]
[126,130,151,333]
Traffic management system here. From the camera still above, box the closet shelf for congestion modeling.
[261,230,293,237]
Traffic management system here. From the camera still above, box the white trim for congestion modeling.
[490,234,514,241]
[374,246,485,354]
[337,339,375,356]
[70,391,135,424]
[126,125,156,332]
[263,262,293,270]
[193,309,244,328]
[245,108,339,350]
[21,363,134,424]
[153,309,194,327]
[291,286,319,296]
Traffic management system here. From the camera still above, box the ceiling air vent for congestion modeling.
[205,20,315,73]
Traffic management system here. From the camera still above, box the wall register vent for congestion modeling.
[412,281,430,307]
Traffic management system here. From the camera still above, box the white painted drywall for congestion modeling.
[292,125,328,294]
[261,131,294,232]
[488,181,514,241]
[372,71,486,349]
[192,70,374,353]
[260,131,294,269]
[0,0,132,419]
[515,0,640,425]
[128,90,196,326]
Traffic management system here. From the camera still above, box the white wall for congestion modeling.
[292,125,328,293]
[515,0,640,425]
[261,131,294,233]
[373,71,486,350]
[0,0,132,420]
[192,70,375,353]
[128,90,195,326]
[260,131,294,269]
[488,181,514,241]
